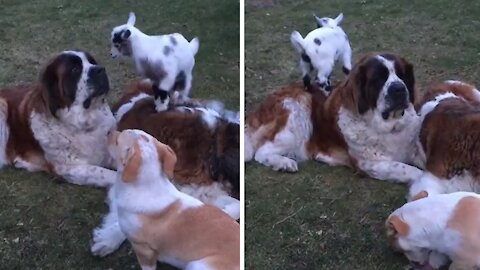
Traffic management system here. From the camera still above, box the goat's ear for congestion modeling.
[290,31,305,54]
[314,15,326,27]
[127,12,136,26]
[122,29,131,40]
[334,13,344,25]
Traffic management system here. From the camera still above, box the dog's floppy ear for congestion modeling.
[154,140,177,179]
[334,13,344,25]
[411,191,428,201]
[127,12,136,26]
[402,59,416,105]
[39,57,76,117]
[290,31,305,54]
[121,141,142,182]
[387,215,409,236]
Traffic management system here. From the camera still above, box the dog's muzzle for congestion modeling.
[382,81,409,120]
[84,66,110,109]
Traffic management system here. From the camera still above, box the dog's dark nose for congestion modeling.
[388,81,407,99]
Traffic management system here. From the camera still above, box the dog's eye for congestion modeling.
[71,67,80,73]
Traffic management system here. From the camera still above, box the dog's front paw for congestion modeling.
[272,157,298,172]
[90,226,126,257]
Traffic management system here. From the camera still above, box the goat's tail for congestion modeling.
[189,37,200,56]
[290,31,305,54]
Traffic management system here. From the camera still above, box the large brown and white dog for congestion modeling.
[408,80,480,200]
[245,53,424,183]
[106,129,239,270]
[91,79,240,257]
[0,51,116,186]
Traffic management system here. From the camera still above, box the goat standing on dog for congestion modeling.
[111,12,199,111]
[290,13,352,92]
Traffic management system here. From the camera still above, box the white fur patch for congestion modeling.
[115,93,151,121]
[409,171,480,200]
[196,107,220,129]
[419,92,460,118]
[337,104,424,182]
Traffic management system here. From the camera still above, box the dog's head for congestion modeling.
[110,12,137,59]
[314,13,344,28]
[39,50,110,116]
[108,129,177,183]
[342,53,416,120]
[386,214,431,268]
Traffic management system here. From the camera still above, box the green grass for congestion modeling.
[0,0,238,269]
[245,0,480,269]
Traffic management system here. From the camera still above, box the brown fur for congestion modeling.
[419,82,480,179]
[131,202,240,269]
[447,196,480,268]
[113,81,239,198]
[417,81,480,110]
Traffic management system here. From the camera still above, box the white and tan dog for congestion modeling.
[386,192,480,269]
[105,129,239,270]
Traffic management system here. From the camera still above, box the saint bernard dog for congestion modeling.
[0,51,116,186]
[245,53,424,183]
[91,79,240,257]
[409,80,480,200]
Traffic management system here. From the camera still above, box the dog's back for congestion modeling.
[114,81,239,197]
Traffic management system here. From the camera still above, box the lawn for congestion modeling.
[0,0,239,269]
[245,0,480,269]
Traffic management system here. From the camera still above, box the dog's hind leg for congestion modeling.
[254,130,299,172]
[0,98,9,168]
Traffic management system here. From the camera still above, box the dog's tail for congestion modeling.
[189,37,200,56]
[290,31,306,54]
